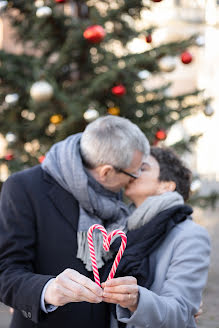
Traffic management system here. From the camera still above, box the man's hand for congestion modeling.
[44,269,103,306]
[102,277,139,313]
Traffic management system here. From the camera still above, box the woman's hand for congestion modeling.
[102,276,139,313]
[194,301,203,322]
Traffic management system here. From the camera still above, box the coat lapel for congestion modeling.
[43,170,79,232]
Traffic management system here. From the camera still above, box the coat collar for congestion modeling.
[42,169,79,232]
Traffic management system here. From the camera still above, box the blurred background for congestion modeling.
[0,0,219,327]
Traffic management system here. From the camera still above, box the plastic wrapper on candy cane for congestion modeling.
[87,224,127,286]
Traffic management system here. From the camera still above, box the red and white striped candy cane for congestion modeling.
[87,224,127,286]
[106,229,127,281]
[87,224,107,286]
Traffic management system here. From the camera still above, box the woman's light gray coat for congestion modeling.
[111,219,210,328]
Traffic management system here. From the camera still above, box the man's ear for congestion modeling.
[97,165,114,182]
[157,181,176,194]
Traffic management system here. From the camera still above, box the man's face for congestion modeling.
[107,150,144,192]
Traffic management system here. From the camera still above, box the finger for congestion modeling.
[103,297,138,313]
[103,292,139,312]
[64,269,103,296]
[103,277,137,287]
[194,309,203,318]
[197,309,203,315]
[103,297,118,305]
[56,274,102,303]
[51,282,102,306]
[104,284,138,295]
[103,292,133,304]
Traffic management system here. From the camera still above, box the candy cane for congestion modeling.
[87,224,127,286]
[87,224,107,286]
[106,229,127,281]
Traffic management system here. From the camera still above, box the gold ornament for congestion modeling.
[50,114,63,125]
[107,107,120,116]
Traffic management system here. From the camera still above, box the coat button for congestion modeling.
[27,312,32,319]
[22,310,28,318]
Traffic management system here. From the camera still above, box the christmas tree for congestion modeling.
[0,0,217,205]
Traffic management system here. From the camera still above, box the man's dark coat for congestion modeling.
[0,166,110,328]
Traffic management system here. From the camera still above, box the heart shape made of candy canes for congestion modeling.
[87,224,127,286]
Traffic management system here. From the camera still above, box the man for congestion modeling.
[0,116,149,328]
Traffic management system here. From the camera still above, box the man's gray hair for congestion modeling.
[80,116,150,169]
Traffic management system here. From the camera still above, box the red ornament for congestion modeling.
[55,0,66,3]
[145,35,152,43]
[181,51,193,64]
[38,155,46,163]
[155,130,167,140]
[111,85,126,96]
[83,25,106,44]
[5,154,14,161]
[151,0,163,2]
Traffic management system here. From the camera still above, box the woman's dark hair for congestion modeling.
[150,147,192,201]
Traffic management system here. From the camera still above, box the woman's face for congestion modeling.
[124,155,163,206]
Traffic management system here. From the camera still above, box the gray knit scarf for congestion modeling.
[127,191,184,231]
[41,133,130,271]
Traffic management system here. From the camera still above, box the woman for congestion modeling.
[102,147,210,328]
